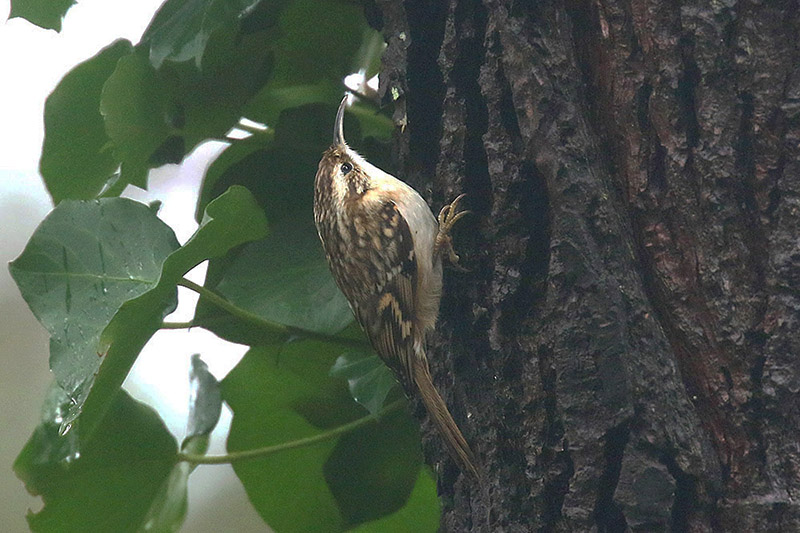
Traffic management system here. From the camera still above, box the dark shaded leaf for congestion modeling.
[330,352,398,416]
[196,225,353,342]
[100,53,171,189]
[14,391,176,533]
[242,0,372,126]
[324,408,422,527]
[194,107,359,343]
[349,469,440,532]
[222,341,435,532]
[99,25,274,190]
[222,342,349,531]
[166,24,274,150]
[194,139,271,223]
[40,39,132,203]
[140,0,262,68]
[8,0,76,31]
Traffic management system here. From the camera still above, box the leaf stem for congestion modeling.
[206,136,267,146]
[161,321,195,329]
[233,122,270,136]
[178,399,404,465]
[177,278,368,349]
[97,175,128,198]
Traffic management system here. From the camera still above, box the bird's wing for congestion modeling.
[351,199,420,391]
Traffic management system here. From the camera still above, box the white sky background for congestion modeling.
[0,1,265,531]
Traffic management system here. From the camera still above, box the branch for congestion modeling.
[178,399,404,465]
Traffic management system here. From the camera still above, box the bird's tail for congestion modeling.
[412,359,481,481]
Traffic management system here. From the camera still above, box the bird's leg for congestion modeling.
[434,193,471,269]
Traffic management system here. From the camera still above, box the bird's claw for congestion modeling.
[435,193,471,268]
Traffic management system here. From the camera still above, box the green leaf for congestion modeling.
[323,407,424,527]
[140,461,192,533]
[8,0,76,31]
[330,352,398,416]
[9,198,180,422]
[222,341,432,532]
[193,100,395,345]
[184,353,221,449]
[352,28,385,81]
[241,20,388,132]
[194,107,359,344]
[349,469,440,533]
[196,225,353,342]
[14,391,177,533]
[165,24,274,150]
[242,0,369,126]
[100,53,172,189]
[140,0,263,69]
[99,26,274,190]
[346,102,394,142]
[195,139,272,223]
[242,81,342,132]
[40,39,132,203]
[79,186,267,440]
[140,354,222,533]
[223,343,348,532]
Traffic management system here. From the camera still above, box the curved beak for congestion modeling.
[333,94,348,147]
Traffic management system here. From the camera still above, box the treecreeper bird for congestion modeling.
[313,95,480,480]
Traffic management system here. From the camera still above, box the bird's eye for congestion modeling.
[341,162,353,174]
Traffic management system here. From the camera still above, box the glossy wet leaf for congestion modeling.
[40,39,132,203]
[14,391,177,532]
[222,341,433,532]
[141,0,262,68]
[9,198,179,417]
[79,186,267,439]
[8,0,76,31]
[330,352,398,416]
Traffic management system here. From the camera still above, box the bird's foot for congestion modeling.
[434,193,471,270]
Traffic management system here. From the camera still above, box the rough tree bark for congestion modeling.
[368,0,800,531]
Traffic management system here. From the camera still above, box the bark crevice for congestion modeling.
[404,0,448,180]
[537,345,572,532]
[677,34,701,150]
[448,0,490,204]
[660,450,703,533]
[594,421,631,533]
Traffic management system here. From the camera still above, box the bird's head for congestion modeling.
[316,95,372,200]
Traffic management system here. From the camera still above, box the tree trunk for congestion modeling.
[371,0,800,530]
